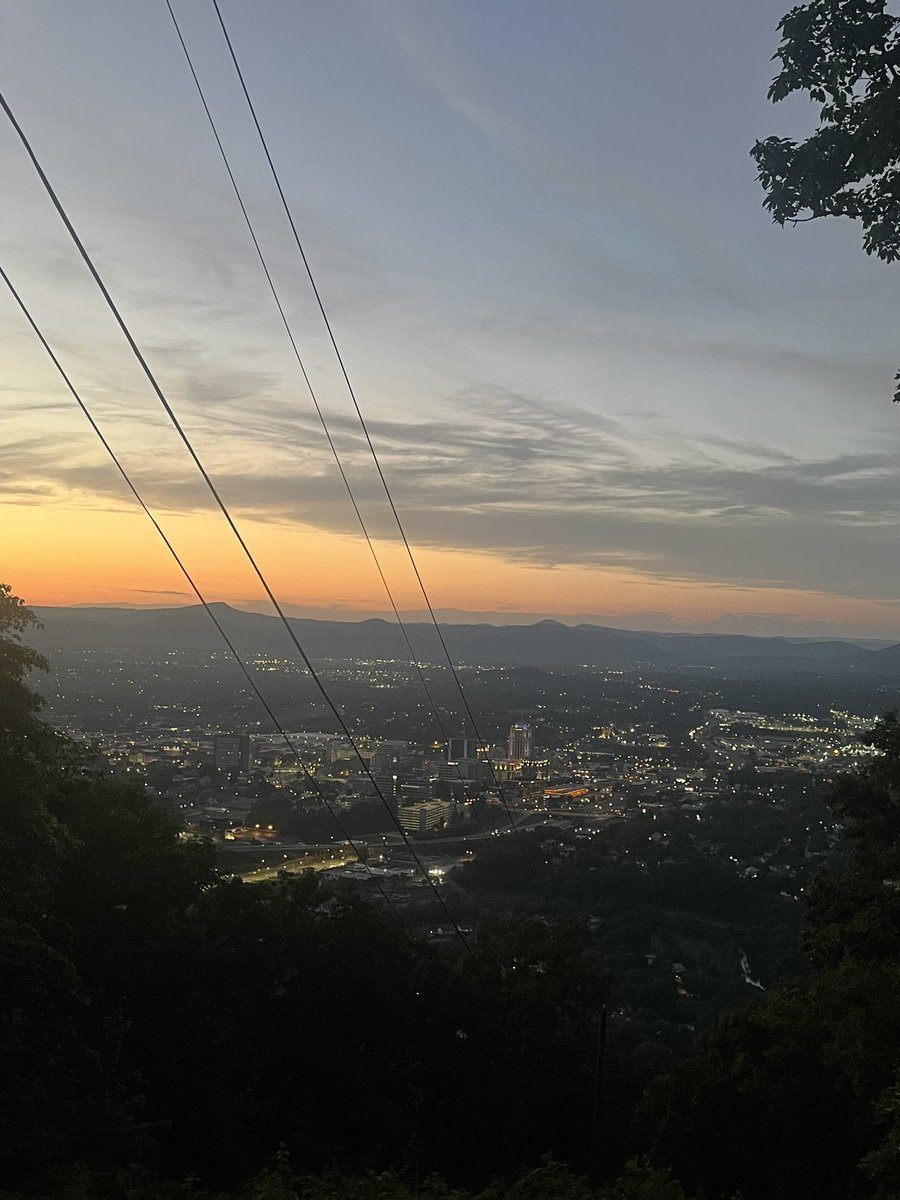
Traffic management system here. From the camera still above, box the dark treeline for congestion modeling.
[5,580,900,1199]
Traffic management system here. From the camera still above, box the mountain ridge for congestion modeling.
[28,603,900,676]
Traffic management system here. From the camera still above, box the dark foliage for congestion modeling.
[752,0,900,400]
[7,579,900,1199]
[0,589,615,1194]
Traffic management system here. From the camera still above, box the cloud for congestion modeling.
[129,587,191,596]
[6,368,900,604]
[378,0,600,198]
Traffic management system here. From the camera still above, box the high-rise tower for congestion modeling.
[507,722,534,763]
[213,732,253,773]
[448,732,479,761]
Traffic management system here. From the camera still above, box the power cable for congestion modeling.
[0,87,479,966]
[164,0,482,821]
[206,0,550,903]
[0,261,408,922]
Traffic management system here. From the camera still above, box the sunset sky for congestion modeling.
[2,1,900,637]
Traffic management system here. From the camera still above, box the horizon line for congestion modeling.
[27,599,899,644]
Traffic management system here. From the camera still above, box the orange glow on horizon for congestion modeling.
[3,499,898,637]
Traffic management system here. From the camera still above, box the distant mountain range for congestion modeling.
[28,603,900,677]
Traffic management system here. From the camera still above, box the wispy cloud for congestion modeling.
[6,371,899,602]
[129,587,191,596]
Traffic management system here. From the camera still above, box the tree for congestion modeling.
[0,589,135,1177]
[803,712,900,966]
[0,585,73,923]
[638,714,900,1198]
[752,0,900,398]
[752,1,900,258]
[0,581,49,704]
[0,587,215,1182]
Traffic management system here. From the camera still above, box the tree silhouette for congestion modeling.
[752,0,900,399]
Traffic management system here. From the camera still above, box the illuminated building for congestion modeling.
[508,722,534,763]
[397,799,455,833]
[213,732,252,772]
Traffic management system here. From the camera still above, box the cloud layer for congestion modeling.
[2,0,900,635]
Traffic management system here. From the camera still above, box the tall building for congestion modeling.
[213,732,253,773]
[507,722,534,763]
[397,799,455,833]
[448,732,479,761]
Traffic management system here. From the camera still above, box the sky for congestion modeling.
[2,0,900,638]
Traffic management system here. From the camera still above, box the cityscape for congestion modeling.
[36,636,886,900]
[5,0,900,1197]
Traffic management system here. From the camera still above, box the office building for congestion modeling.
[508,722,534,763]
[448,733,479,761]
[213,732,253,773]
[397,799,455,833]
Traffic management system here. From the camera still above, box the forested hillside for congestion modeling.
[5,581,900,1199]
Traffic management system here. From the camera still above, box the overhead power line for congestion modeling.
[164,0,479,809]
[0,87,478,965]
[206,0,550,904]
[0,261,409,921]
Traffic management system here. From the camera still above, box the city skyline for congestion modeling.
[3,1,900,638]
